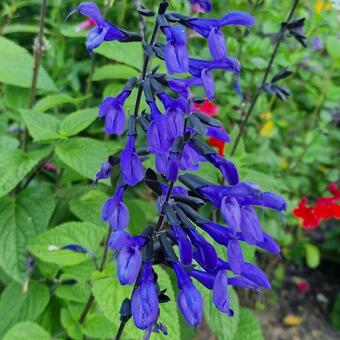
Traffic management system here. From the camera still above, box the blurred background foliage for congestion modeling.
[0,0,339,339]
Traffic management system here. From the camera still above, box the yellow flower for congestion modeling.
[260,111,272,120]
[315,0,332,14]
[260,121,274,137]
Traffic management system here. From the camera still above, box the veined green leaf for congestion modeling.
[3,321,50,340]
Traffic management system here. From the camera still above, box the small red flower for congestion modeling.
[208,137,225,156]
[296,278,310,294]
[76,18,96,32]
[293,183,340,229]
[293,197,320,229]
[42,162,58,173]
[193,100,219,117]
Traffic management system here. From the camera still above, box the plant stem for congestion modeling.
[78,224,112,324]
[133,17,160,117]
[22,0,48,151]
[230,0,300,156]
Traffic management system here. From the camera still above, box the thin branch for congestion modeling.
[78,224,112,324]
[230,0,300,156]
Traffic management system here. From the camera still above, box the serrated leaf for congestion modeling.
[95,42,143,70]
[0,37,56,91]
[3,321,50,340]
[234,308,264,340]
[0,148,51,197]
[0,186,55,281]
[55,137,115,179]
[93,64,138,81]
[21,109,61,142]
[69,190,108,227]
[29,222,104,266]
[0,281,50,337]
[59,108,98,137]
[34,93,86,112]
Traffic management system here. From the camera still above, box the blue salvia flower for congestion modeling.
[95,161,111,182]
[99,90,131,135]
[131,261,160,329]
[102,186,129,230]
[66,2,141,53]
[173,262,203,327]
[162,25,189,74]
[172,225,193,266]
[179,12,255,60]
[109,230,146,285]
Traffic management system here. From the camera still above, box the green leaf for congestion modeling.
[69,190,108,227]
[0,186,55,281]
[93,64,138,81]
[201,285,240,340]
[33,93,86,112]
[0,281,50,337]
[60,307,83,340]
[55,137,117,179]
[81,314,116,339]
[3,322,50,340]
[326,36,340,60]
[125,198,147,234]
[95,42,143,70]
[0,147,51,197]
[305,243,320,269]
[234,308,264,340]
[0,135,19,152]
[59,108,98,137]
[0,37,56,91]
[21,109,61,142]
[29,221,104,266]
[55,281,90,303]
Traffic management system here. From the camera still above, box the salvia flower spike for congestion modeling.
[68,1,287,338]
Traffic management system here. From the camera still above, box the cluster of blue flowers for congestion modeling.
[68,1,286,338]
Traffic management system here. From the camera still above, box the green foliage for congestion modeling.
[3,322,50,340]
[331,294,340,331]
[234,308,264,340]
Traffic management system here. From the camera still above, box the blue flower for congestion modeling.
[109,230,146,285]
[120,135,145,186]
[167,77,203,99]
[213,270,234,315]
[67,2,130,53]
[102,186,129,230]
[95,161,111,182]
[99,90,131,135]
[185,12,255,60]
[173,262,203,327]
[172,225,193,266]
[162,26,189,74]
[131,261,159,329]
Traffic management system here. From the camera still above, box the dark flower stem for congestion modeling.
[22,0,48,150]
[78,224,112,324]
[133,17,160,117]
[230,0,300,156]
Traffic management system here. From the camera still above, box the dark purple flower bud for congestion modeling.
[102,186,129,230]
[95,161,111,182]
[241,262,271,289]
[66,2,128,53]
[213,270,234,316]
[62,244,90,254]
[206,153,239,185]
[172,225,193,266]
[162,26,189,74]
[186,229,217,272]
[206,126,231,143]
[132,261,159,329]
[221,197,241,234]
[240,205,263,244]
[227,239,244,275]
[120,135,145,186]
[158,93,187,113]
[198,221,233,246]
[99,91,130,135]
[173,262,203,327]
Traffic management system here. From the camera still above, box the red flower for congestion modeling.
[296,278,310,294]
[193,100,219,116]
[194,100,227,156]
[293,183,340,229]
[293,197,320,229]
[75,18,96,32]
